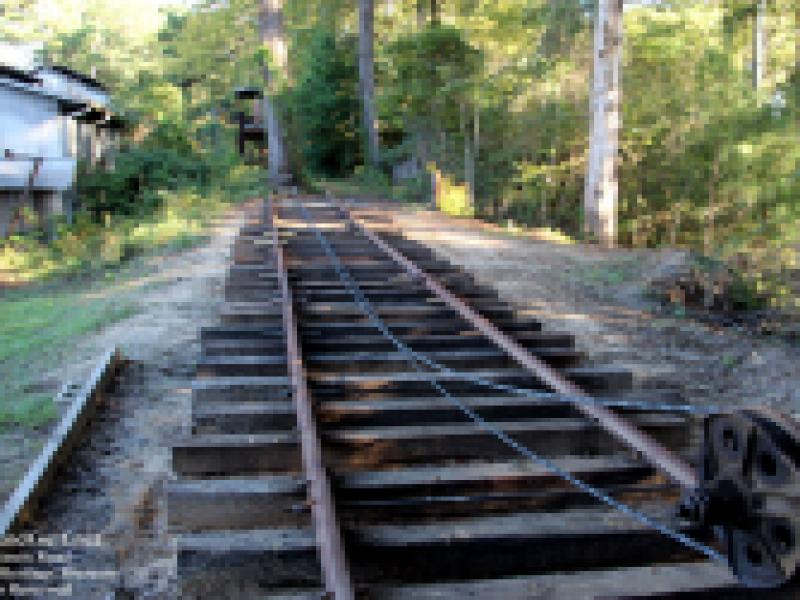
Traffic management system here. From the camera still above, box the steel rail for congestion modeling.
[337,200,698,490]
[0,347,123,535]
[267,197,355,600]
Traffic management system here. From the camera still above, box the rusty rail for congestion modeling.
[339,200,698,490]
[267,197,355,600]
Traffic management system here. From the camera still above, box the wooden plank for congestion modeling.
[168,476,306,531]
[197,354,287,377]
[325,415,689,467]
[306,348,580,371]
[172,433,301,476]
[340,457,649,493]
[178,529,320,588]
[192,400,296,433]
[320,394,578,426]
[347,506,707,582]
[192,376,291,403]
[319,390,685,428]
[303,331,573,352]
[310,367,631,395]
[201,324,285,341]
[201,338,286,356]
[370,562,738,599]
[300,318,542,337]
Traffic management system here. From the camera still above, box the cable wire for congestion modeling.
[293,201,727,564]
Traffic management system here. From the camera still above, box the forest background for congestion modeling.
[0,0,798,304]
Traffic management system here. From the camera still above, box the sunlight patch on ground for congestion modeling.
[401,229,512,250]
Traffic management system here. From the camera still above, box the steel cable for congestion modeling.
[294,201,727,565]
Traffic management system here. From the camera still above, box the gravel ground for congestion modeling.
[382,205,800,415]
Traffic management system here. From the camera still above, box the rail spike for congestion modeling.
[682,408,800,588]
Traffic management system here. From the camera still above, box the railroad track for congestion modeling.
[169,196,799,598]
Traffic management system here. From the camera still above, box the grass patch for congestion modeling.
[0,173,264,429]
[0,289,138,428]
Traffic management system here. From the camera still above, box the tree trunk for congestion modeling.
[460,102,475,210]
[752,0,766,90]
[430,0,439,25]
[359,0,380,168]
[260,0,288,185]
[584,0,623,247]
[473,100,480,209]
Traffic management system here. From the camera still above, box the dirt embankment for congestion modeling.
[385,206,800,414]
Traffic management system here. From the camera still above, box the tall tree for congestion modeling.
[416,0,426,29]
[752,0,766,89]
[584,0,622,247]
[430,0,439,25]
[359,0,380,167]
[260,0,289,183]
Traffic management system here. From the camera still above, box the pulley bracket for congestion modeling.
[682,408,800,588]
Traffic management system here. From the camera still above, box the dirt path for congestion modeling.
[2,204,246,598]
[383,205,800,414]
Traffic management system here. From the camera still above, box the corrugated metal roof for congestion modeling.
[33,65,108,92]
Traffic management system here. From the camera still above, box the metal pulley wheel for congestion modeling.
[688,408,800,588]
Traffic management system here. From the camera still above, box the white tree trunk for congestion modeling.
[260,0,288,184]
[584,0,623,247]
[752,0,766,90]
[359,0,380,167]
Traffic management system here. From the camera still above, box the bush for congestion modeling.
[0,188,230,284]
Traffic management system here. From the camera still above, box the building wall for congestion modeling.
[0,69,116,239]
[0,84,73,238]
[0,85,63,158]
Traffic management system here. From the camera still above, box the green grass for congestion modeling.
[0,180,248,428]
[0,289,137,428]
[0,163,265,430]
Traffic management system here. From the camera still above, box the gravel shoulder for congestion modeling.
[383,205,800,414]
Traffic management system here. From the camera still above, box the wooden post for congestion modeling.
[430,0,439,25]
[237,111,246,156]
[430,165,442,210]
[584,0,623,247]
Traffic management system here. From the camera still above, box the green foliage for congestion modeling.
[386,24,481,124]
[78,135,210,220]
[283,28,361,179]
[13,0,800,310]
[0,187,232,284]
[437,174,475,218]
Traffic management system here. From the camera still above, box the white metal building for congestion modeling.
[0,63,119,238]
